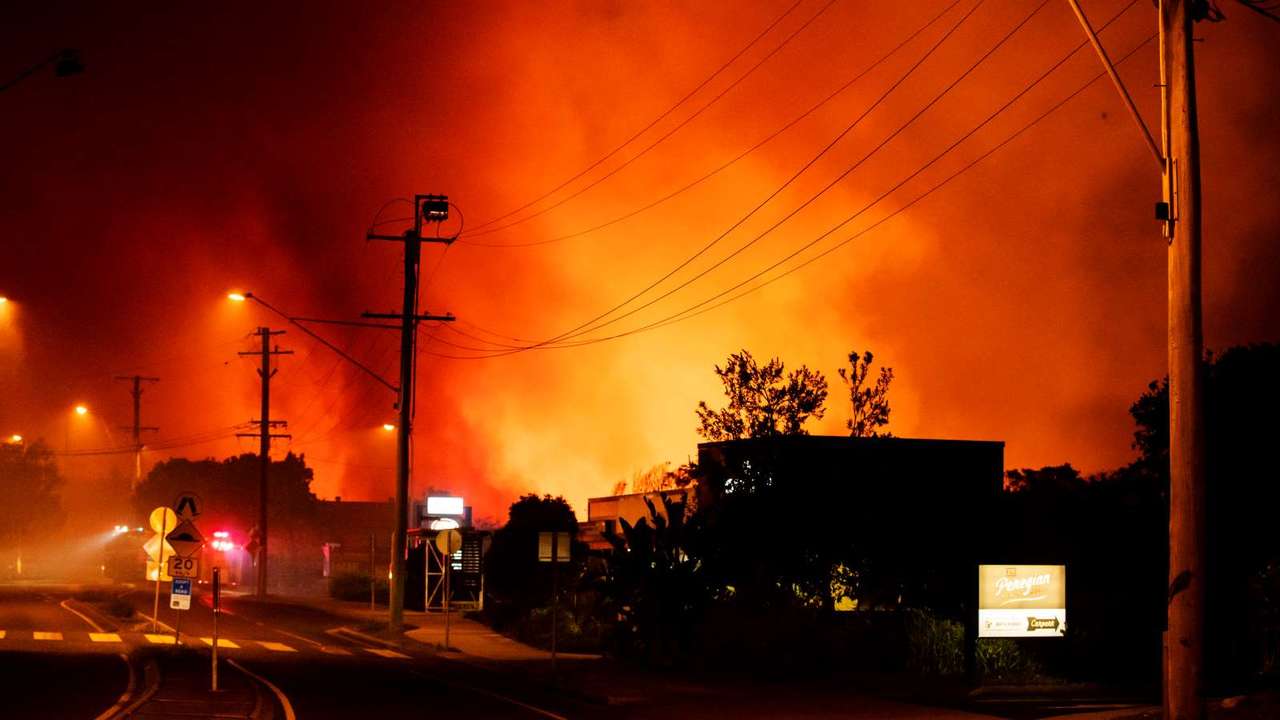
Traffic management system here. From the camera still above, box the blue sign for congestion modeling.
[171,578,192,596]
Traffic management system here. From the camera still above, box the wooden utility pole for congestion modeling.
[237,327,292,598]
[366,194,456,633]
[1067,2,1205,717]
[1161,1,1205,717]
[114,374,159,485]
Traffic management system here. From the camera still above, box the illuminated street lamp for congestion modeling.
[382,423,396,432]
[74,404,89,416]
[227,292,246,302]
[0,296,8,304]
[6,434,21,444]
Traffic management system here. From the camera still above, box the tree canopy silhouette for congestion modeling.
[838,349,893,437]
[0,440,63,548]
[696,349,828,441]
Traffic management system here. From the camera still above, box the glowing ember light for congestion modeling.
[74,404,88,416]
[382,423,396,432]
[227,292,246,302]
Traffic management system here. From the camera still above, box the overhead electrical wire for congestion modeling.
[460,0,840,241]
[465,0,809,233]
[462,0,966,248]
[430,0,994,357]
[427,1,1145,358]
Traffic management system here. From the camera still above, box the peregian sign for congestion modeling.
[978,564,1066,638]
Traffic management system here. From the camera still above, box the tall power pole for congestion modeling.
[114,374,159,484]
[1067,2,1205,717]
[237,327,292,598]
[1161,1,1205,717]
[366,194,456,633]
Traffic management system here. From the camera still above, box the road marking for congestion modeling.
[228,659,296,720]
[59,599,106,632]
[138,612,176,633]
[258,641,297,652]
[365,648,411,659]
[145,633,176,645]
[91,653,136,720]
[33,631,62,640]
[89,632,123,642]
[320,646,352,655]
[269,627,325,648]
[200,637,240,648]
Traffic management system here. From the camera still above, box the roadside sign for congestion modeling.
[168,555,199,578]
[145,506,178,581]
[166,519,205,558]
[435,529,463,556]
[170,578,192,611]
[538,531,571,563]
[978,564,1066,638]
[174,491,202,520]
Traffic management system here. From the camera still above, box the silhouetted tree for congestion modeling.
[482,494,581,631]
[602,495,709,665]
[132,453,318,532]
[696,349,828,441]
[0,440,63,550]
[838,350,893,437]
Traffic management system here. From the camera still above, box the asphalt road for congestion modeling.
[0,584,1146,719]
[0,586,131,720]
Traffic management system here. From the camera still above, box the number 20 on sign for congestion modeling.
[168,555,199,579]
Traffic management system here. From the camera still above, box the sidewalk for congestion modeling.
[404,612,601,662]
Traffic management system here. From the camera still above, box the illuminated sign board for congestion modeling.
[426,495,464,516]
[978,564,1066,638]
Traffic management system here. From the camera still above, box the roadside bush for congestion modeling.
[329,572,388,604]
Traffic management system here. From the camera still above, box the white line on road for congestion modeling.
[138,612,176,633]
[89,633,123,642]
[228,659,296,720]
[33,631,62,640]
[59,599,106,632]
[365,648,411,659]
[91,653,136,720]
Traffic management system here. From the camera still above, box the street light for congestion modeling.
[74,404,88,416]
[6,434,21,444]
[227,292,246,302]
[382,423,396,432]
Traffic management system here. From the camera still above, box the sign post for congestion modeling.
[537,531,571,674]
[170,577,192,645]
[212,567,220,692]
[435,529,462,650]
[146,506,178,632]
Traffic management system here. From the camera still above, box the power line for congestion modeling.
[431,6,1149,358]
[438,0,996,358]
[466,0,809,233]
[460,0,840,240]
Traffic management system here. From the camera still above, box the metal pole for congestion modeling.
[444,550,451,649]
[212,568,220,692]
[1162,1,1206,717]
[551,534,559,676]
[173,592,181,646]
[370,532,377,613]
[152,512,169,633]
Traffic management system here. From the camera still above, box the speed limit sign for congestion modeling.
[167,555,199,578]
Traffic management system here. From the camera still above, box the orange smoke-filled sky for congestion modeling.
[2,1,1277,521]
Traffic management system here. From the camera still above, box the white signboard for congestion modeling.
[427,495,464,516]
[168,555,199,579]
[978,564,1066,638]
